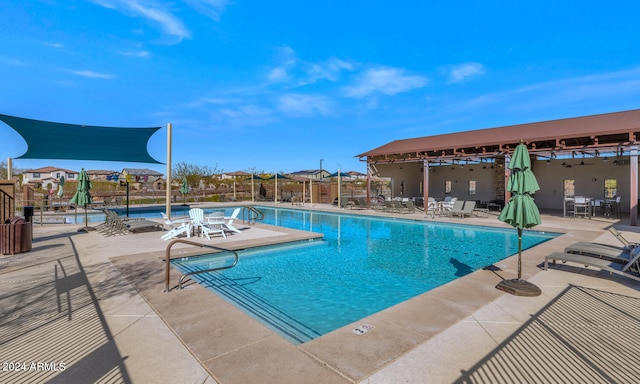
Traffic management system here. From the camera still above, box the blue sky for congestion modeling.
[1,1,640,175]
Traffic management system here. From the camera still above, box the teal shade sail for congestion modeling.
[0,114,162,164]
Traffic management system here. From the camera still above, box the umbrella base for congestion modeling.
[78,226,96,232]
[496,278,541,297]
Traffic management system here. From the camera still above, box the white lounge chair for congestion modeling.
[161,212,191,240]
[161,223,191,240]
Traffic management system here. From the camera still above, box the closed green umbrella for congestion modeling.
[56,175,65,198]
[70,168,94,231]
[180,177,189,205]
[497,142,542,296]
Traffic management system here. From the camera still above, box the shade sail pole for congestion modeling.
[165,123,172,219]
[7,158,12,181]
[423,159,429,211]
[338,168,342,208]
[630,145,638,226]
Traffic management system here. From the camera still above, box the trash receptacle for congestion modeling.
[0,217,32,255]
[24,206,34,222]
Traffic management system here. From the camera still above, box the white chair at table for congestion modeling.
[223,207,242,233]
[202,211,226,239]
[573,196,590,219]
[188,208,207,237]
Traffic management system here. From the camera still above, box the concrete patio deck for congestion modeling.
[1,203,639,383]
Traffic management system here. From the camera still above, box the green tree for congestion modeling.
[172,162,223,190]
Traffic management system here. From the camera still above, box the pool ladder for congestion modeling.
[242,205,264,225]
[164,239,239,292]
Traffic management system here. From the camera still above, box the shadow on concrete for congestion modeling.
[0,234,132,383]
[454,284,640,383]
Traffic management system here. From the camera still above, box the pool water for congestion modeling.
[172,207,558,344]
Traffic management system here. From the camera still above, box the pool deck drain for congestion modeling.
[1,203,640,383]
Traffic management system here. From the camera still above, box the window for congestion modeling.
[56,172,60,178]
[604,179,617,198]
[468,180,476,195]
[33,172,40,178]
[68,174,75,179]
[445,180,452,194]
[563,179,575,196]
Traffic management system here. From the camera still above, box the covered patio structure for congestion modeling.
[357,109,640,225]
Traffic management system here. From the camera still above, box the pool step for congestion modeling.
[177,263,322,344]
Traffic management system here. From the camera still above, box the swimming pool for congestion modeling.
[171,206,558,344]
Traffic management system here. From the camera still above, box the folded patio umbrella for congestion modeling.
[497,142,542,296]
[180,177,189,205]
[56,175,65,198]
[70,168,94,232]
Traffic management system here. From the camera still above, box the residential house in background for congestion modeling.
[347,171,367,180]
[86,169,119,182]
[289,169,331,180]
[220,171,251,180]
[121,168,164,190]
[22,166,78,190]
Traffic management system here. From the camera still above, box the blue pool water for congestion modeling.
[170,207,558,344]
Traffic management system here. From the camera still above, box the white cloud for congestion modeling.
[90,0,191,40]
[458,66,640,112]
[118,50,151,58]
[43,42,64,48]
[268,67,290,83]
[70,69,115,79]
[447,62,486,83]
[301,58,354,85]
[183,0,229,21]
[0,56,27,67]
[216,105,274,126]
[277,94,333,117]
[343,67,428,98]
[266,47,353,86]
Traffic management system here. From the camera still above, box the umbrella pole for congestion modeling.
[495,227,540,296]
[517,227,523,280]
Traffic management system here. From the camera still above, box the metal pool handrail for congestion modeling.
[242,205,264,225]
[165,239,239,292]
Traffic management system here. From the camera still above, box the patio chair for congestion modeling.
[544,248,640,281]
[402,200,417,213]
[161,212,192,239]
[374,201,395,212]
[573,196,590,219]
[189,208,206,236]
[107,212,162,235]
[607,227,639,250]
[349,198,367,210]
[563,243,636,272]
[446,200,465,217]
[161,223,191,240]
[451,201,475,218]
[222,208,242,233]
[202,212,226,239]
